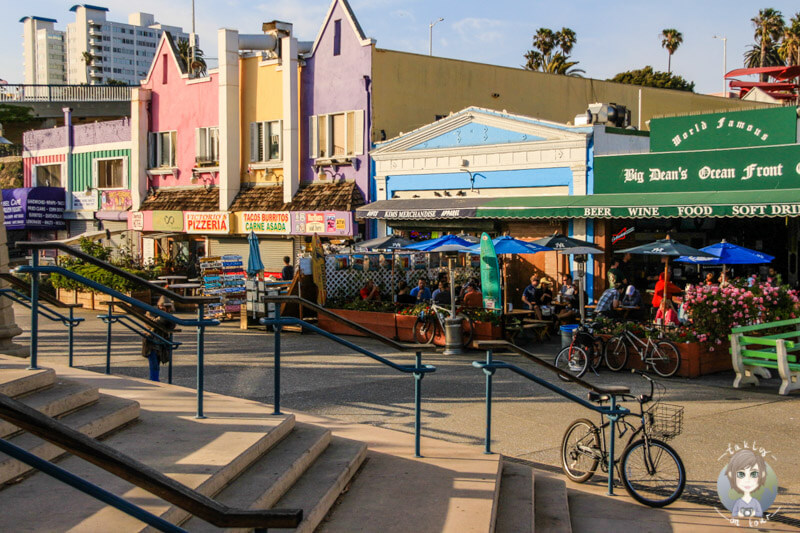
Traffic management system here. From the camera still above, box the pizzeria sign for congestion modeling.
[184,212,230,234]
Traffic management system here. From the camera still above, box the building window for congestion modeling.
[35,164,61,187]
[162,54,168,83]
[333,19,342,56]
[148,131,177,168]
[309,111,364,160]
[249,121,282,162]
[95,158,126,189]
[195,127,219,165]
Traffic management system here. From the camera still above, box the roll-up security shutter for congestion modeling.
[207,238,293,272]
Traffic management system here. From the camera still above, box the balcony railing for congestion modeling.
[0,84,132,103]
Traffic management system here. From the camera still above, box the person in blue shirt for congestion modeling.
[431,280,451,305]
[410,278,432,302]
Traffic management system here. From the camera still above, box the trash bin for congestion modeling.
[560,324,579,348]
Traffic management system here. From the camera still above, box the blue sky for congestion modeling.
[3,0,799,95]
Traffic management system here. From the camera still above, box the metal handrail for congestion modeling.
[262,295,436,353]
[0,288,83,367]
[0,272,81,309]
[19,262,217,418]
[472,341,631,496]
[16,241,216,305]
[261,306,436,457]
[0,392,302,529]
[98,305,181,382]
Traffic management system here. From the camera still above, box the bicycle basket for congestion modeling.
[645,403,684,441]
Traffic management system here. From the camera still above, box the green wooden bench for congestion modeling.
[731,318,800,395]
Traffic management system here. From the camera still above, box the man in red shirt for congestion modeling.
[463,282,483,308]
[360,280,380,301]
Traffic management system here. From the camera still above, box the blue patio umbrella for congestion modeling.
[246,231,264,277]
[403,234,474,252]
[676,241,774,265]
[465,235,552,255]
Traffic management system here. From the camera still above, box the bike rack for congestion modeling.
[474,340,630,496]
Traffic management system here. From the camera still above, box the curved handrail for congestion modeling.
[0,272,81,309]
[0,288,84,326]
[16,241,216,305]
[475,340,630,396]
[262,295,437,353]
[0,392,302,529]
[18,266,218,328]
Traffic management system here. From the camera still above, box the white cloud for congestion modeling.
[451,17,509,45]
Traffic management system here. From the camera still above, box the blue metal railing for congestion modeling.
[97,302,182,383]
[473,342,630,496]
[0,437,186,532]
[261,305,436,457]
[0,288,84,366]
[19,260,218,418]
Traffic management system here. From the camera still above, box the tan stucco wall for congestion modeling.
[371,49,773,142]
[240,56,285,185]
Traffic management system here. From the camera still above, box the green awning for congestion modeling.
[477,189,800,219]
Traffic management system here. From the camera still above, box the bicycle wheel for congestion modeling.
[604,335,628,372]
[621,439,686,507]
[561,418,601,483]
[589,336,605,370]
[413,316,436,344]
[459,316,474,347]
[555,345,588,381]
[650,341,681,378]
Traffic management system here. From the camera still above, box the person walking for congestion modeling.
[281,256,295,281]
[142,296,176,382]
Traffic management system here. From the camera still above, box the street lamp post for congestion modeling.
[713,35,727,96]
[429,18,444,56]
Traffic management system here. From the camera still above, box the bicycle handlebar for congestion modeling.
[630,369,655,404]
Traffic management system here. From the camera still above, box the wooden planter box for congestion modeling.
[598,333,731,378]
[317,309,398,339]
[469,321,503,349]
[396,314,417,342]
[57,288,151,311]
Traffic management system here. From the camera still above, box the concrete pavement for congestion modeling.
[13,304,800,529]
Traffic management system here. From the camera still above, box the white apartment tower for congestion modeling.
[21,16,67,85]
[21,4,189,86]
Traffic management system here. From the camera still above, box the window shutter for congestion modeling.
[278,120,283,161]
[148,133,155,168]
[309,115,318,158]
[195,128,204,161]
[353,109,365,156]
[92,159,98,189]
[249,123,258,162]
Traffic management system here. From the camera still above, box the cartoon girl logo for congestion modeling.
[717,448,779,524]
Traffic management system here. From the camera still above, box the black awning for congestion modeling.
[355,197,488,220]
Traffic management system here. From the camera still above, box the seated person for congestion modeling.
[396,280,410,296]
[360,280,380,301]
[432,281,452,305]
[539,279,554,307]
[410,278,432,302]
[559,275,576,304]
[462,282,483,308]
[652,272,682,309]
[703,271,716,286]
[655,298,679,327]
[621,284,642,307]
[595,283,623,318]
[718,272,730,288]
[521,275,545,320]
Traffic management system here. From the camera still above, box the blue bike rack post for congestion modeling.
[481,350,495,455]
[28,253,39,370]
[196,303,205,419]
[413,351,423,458]
[272,305,282,416]
[68,306,75,367]
[167,332,174,385]
[607,395,618,496]
[105,301,114,375]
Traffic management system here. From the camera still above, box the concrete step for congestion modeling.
[272,436,367,533]
[0,381,296,532]
[0,394,140,485]
[495,460,535,533]
[182,423,332,532]
[0,366,55,398]
[0,378,99,438]
[534,471,572,533]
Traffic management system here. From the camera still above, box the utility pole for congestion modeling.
[429,18,444,56]
[191,0,196,77]
[713,35,727,96]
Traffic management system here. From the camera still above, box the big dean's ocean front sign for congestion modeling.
[595,144,800,194]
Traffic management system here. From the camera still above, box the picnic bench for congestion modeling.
[730,317,800,395]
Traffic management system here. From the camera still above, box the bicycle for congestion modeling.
[554,323,605,381]
[413,301,474,347]
[604,322,681,377]
[561,372,686,507]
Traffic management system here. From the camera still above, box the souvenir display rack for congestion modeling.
[200,255,246,320]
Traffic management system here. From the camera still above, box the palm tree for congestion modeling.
[524,27,583,76]
[81,51,98,83]
[176,38,207,77]
[660,29,683,74]
[752,8,785,81]
[744,44,784,68]
[778,13,800,67]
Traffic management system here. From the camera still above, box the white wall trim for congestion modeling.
[23,147,68,158]
[72,141,131,154]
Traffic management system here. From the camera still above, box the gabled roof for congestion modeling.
[308,0,374,57]
[372,107,591,156]
[141,31,188,85]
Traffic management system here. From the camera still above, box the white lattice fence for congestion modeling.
[324,253,479,301]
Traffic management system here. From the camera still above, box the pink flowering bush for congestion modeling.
[682,281,800,343]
